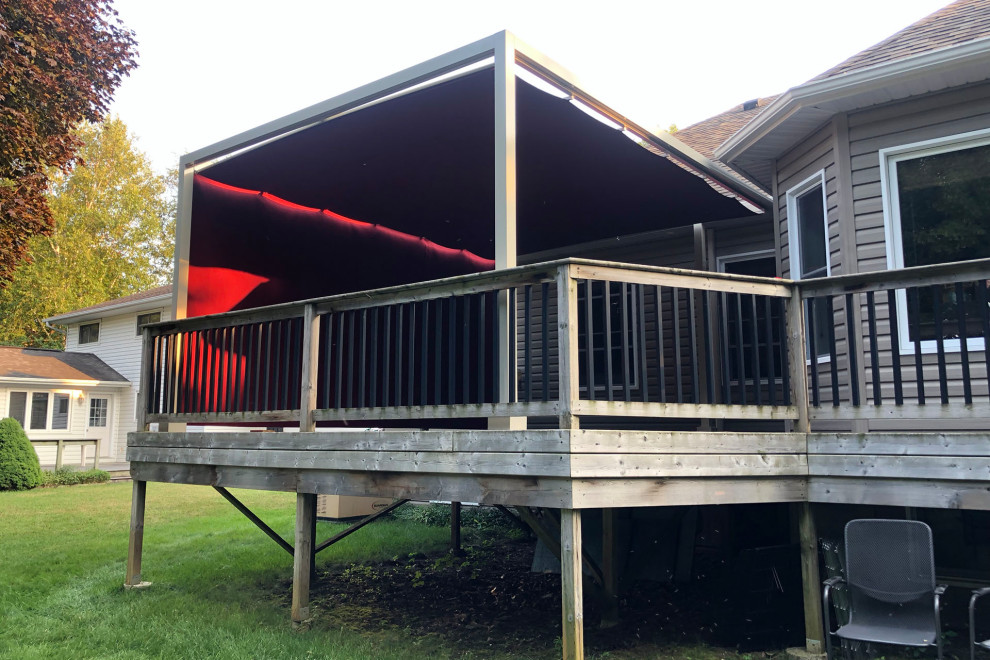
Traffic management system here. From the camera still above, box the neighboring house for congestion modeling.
[0,347,128,465]
[122,5,990,658]
[44,285,173,461]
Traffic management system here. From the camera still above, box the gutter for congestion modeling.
[716,36,990,164]
[0,376,130,388]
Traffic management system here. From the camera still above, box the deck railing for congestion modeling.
[139,257,990,431]
[799,258,990,421]
[138,259,801,429]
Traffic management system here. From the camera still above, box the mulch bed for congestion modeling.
[293,537,772,658]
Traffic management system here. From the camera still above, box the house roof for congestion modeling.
[716,0,990,187]
[675,97,779,160]
[813,0,990,80]
[0,346,128,384]
[46,285,172,324]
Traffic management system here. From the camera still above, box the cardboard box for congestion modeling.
[317,494,393,520]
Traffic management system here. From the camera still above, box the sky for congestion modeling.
[107,0,951,173]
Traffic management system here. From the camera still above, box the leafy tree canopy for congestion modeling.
[0,0,137,284]
[0,118,175,348]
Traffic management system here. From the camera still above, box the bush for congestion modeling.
[41,467,111,487]
[0,417,42,491]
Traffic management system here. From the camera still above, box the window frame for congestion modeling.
[78,321,101,345]
[785,170,831,361]
[880,128,990,354]
[136,310,162,335]
[7,389,73,432]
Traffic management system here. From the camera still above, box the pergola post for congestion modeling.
[560,508,584,660]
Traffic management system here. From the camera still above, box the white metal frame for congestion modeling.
[880,127,990,353]
[785,170,831,362]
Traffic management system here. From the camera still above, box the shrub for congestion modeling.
[0,417,42,490]
[41,467,111,487]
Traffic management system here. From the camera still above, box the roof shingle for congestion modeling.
[0,346,128,383]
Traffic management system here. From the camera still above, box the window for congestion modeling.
[29,392,49,429]
[52,393,70,430]
[882,130,990,351]
[8,391,27,428]
[136,311,161,335]
[88,398,108,427]
[786,171,831,358]
[79,322,100,344]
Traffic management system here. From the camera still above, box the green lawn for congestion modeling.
[0,483,775,660]
[0,482,460,660]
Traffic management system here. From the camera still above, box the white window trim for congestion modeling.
[880,128,990,354]
[136,309,163,335]
[78,320,102,346]
[8,388,75,434]
[785,170,831,363]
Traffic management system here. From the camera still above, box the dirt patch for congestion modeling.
[297,537,782,659]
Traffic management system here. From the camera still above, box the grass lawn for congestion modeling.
[0,482,775,659]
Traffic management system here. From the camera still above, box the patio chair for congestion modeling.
[970,588,990,659]
[823,519,946,660]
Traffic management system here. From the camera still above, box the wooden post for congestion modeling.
[557,264,580,430]
[601,508,619,629]
[560,508,584,660]
[124,480,151,588]
[299,304,319,433]
[55,439,64,469]
[136,327,153,432]
[798,502,825,654]
[292,492,316,624]
[786,286,810,434]
[450,501,463,555]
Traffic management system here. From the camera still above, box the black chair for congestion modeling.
[970,587,990,659]
[823,519,946,660]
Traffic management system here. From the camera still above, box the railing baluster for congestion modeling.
[222,327,233,413]
[262,323,273,411]
[704,292,716,405]
[421,300,430,406]
[621,282,631,402]
[764,296,776,406]
[807,298,820,408]
[655,286,666,404]
[933,287,949,404]
[866,292,880,406]
[779,297,791,406]
[732,292,744,406]
[910,288,925,404]
[524,285,533,403]
[447,297,456,405]
[185,331,196,414]
[979,281,990,400]
[603,281,613,401]
[320,315,332,409]
[477,295,485,404]
[542,282,550,403]
[956,281,972,404]
[434,299,442,406]
[584,281,596,401]
[826,296,839,407]
[235,326,246,412]
[382,307,391,407]
[886,290,903,405]
[749,294,762,406]
[845,293,861,407]
[673,287,684,404]
[283,319,295,409]
[165,332,176,415]
[462,296,471,404]
[347,311,357,409]
[359,309,368,409]
[334,313,345,410]
[638,285,649,403]
[251,324,262,412]
[150,334,162,414]
[395,305,404,407]
[689,289,700,404]
[719,292,730,405]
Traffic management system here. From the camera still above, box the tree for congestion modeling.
[0,118,175,348]
[0,0,137,284]
[0,417,42,491]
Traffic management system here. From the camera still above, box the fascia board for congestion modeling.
[45,295,172,325]
[181,32,506,171]
[717,37,990,164]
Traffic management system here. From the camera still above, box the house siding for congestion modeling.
[64,302,171,459]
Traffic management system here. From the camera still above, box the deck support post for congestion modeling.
[560,508,585,660]
[292,492,316,624]
[798,502,825,655]
[601,508,619,628]
[124,480,151,588]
